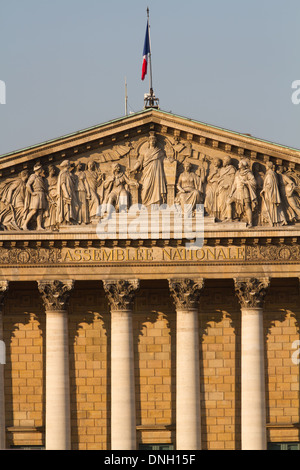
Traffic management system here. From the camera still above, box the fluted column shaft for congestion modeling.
[0,282,8,450]
[103,280,140,450]
[38,280,74,450]
[234,277,270,450]
[169,278,204,450]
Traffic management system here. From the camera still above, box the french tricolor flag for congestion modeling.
[141,21,150,81]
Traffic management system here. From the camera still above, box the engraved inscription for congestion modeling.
[0,244,299,265]
[0,246,245,264]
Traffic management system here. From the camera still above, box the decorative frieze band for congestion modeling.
[0,243,299,267]
[38,280,75,311]
[103,280,140,311]
[234,277,270,309]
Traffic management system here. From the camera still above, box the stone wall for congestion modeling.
[2,279,300,449]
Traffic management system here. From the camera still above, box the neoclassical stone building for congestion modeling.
[0,108,300,450]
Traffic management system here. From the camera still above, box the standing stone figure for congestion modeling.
[22,163,48,230]
[56,160,78,225]
[204,158,222,218]
[45,165,58,230]
[85,161,102,221]
[175,161,202,213]
[216,156,236,221]
[195,159,208,200]
[74,162,91,225]
[276,166,300,222]
[228,159,257,228]
[261,162,287,226]
[132,133,167,206]
[0,170,29,230]
[252,162,265,226]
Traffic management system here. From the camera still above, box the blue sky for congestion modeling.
[0,0,299,154]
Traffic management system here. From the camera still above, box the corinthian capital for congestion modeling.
[103,279,140,311]
[38,280,74,311]
[168,278,205,310]
[0,281,9,309]
[234,277,270,309]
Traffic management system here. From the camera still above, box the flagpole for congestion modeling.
[143,7,159,109]
[147,7,153,99]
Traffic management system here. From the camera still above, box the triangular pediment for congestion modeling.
[0,108,300,234]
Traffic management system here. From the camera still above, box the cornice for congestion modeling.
[0,229,299,248]
[1,109,300,177]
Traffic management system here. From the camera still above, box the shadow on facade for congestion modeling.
[133,280,176,448]
[199,279,241,450]
[264,278,300,444]
[4,281,43,448]
[68,281,110,450]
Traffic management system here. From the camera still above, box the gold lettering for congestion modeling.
[217,248,227,260]
[172,249,183,261]
[63,249,74,262]
[102,249,113,261]
[207,248,217,260]
[61,245,246,264]
[116,249,125,261]
[145,248,153,261]
[162,248,172,260]
[130,249,138,261]
[83,249,91,261]
[186,249,194,261]
[125,248,131,261]
[195,249,205,260]
[237,247,246,260]
[93,249,102,261]
[74,249,82,262]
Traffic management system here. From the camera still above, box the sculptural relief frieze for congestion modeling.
[0,130,300,232]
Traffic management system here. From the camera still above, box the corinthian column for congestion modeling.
[103,279,140,450]
[168,278,204,450]
[38,280,74,450]
[0,282,8,450]
[234,277,270,450]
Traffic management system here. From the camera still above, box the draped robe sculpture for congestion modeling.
[228,159,257,228]
[175,161,202,213]
[261,162,287,226]
[204,158,222,218]
[216,156,236,221]
[57,160,78,225]
[1,132,300,232]
[276,166,300,222]
[132,134,167,206]
[22,163,48,231]
[0,170,29,230]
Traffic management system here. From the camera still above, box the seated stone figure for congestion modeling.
[175,161,202,214]
[101,163,137,217]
